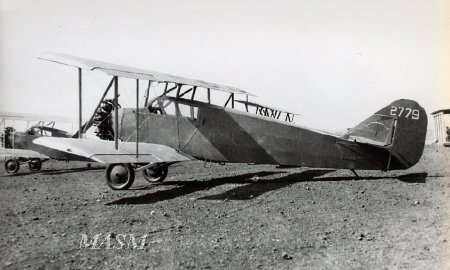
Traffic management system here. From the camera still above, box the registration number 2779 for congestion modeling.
[389,106,420,120]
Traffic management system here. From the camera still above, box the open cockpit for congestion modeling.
[144,82,299,124]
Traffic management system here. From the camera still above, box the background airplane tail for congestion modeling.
[343,99,428,170]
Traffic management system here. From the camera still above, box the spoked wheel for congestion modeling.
[28,159,42,172]
[5,159,20,174]
[105,163,135,190]
[142,165,168,183]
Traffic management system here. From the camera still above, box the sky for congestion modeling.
[0,0,448,134]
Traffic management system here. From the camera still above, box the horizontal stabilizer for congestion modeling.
[33,137,191,164]
[343,114,396,146]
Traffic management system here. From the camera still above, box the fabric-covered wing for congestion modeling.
[0,111,74,123]
[0,148,49,159]
[37,53,256,97]
[33,137,191,164]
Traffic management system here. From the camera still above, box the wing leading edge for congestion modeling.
[33,137,191,164]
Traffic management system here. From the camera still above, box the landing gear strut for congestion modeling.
[350,169,359,178]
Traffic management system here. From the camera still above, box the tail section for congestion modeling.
[343,99,427,170]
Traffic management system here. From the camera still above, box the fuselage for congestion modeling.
[119,97,393,170]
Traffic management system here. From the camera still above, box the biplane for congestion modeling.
[0,112,80,173]
[33,53,428,190]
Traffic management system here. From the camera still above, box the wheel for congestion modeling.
[142,165,168,183]
[5,159,20,173]
[28,159,42,172]
[105,163,135,190]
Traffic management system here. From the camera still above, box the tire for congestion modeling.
[5,159,20,174]
[28,159,42,172]
[105,163,135,190]
[142,165,168,183]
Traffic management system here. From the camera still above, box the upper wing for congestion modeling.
[33,137,191,164]
[37,53,257,97]
[0,111,74,123]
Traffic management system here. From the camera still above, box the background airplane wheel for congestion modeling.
[28,159,42,172]
[5,159,20,174]
[142,165,168,183]
[105,163,135,190]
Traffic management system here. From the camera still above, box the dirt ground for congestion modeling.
[0,144,449,269]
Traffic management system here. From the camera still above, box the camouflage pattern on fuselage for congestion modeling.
[119,97,427,171]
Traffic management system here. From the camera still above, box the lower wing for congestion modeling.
[33,137,191,164]
[0,148,49,160]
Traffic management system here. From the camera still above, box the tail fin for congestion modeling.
[343,99,427,169]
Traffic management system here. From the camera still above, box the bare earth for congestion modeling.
[0,145,449,269]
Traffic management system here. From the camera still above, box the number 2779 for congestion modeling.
[389,106,420,120]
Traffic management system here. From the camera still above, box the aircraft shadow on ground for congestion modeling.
[309,172,428,184]
[108,169,333,205]
[107,171,285,205]
[108,170,428,205]
[197,172,427,200]
[396,172,428,183]
[0,166,104,177]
